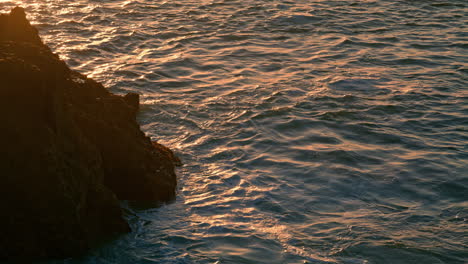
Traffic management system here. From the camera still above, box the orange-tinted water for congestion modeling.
[1,1,467,263]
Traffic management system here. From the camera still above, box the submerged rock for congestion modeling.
[0,7,179,260]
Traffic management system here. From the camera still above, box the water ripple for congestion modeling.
[3,0,467,263]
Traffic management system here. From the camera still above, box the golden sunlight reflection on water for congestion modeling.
[2,1,467,263]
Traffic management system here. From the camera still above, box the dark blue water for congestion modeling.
[1,0,467,263]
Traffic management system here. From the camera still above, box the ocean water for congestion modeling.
[1,0,467,263]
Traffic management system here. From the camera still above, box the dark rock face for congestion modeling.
[0,7,178,260]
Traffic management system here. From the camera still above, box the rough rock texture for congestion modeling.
[0,7,178,261]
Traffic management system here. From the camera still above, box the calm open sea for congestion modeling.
[1,0,467,263]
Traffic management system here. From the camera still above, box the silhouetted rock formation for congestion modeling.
[0,7,178,260]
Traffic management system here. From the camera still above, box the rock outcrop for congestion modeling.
[0,7,179,260]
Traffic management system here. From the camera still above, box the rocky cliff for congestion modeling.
[0,7,179,260]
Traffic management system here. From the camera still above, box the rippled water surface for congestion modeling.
[2,0,467,263]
